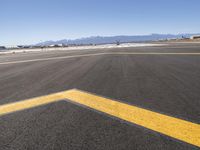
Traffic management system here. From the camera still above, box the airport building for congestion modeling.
[0,46,6,50]
[190,35,200,40]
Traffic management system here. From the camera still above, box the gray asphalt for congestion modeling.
[0,43,200,150]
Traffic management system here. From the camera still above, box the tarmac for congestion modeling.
[0,43,200,150]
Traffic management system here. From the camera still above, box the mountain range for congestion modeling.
[36,33,199,46]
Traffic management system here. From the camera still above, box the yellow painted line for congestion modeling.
[61,89,200,147]
[0,53,106,65]
[109,52,200,55]
[0,89,199,147]
[1,52,200,65]
[0,91,66,116]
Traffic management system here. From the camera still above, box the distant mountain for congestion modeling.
[36,34,199,46]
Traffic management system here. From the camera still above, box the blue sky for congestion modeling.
[1,0,200,45]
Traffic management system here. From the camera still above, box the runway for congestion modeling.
[0,43,200,150]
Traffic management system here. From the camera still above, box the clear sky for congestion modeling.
[1,0,200,45]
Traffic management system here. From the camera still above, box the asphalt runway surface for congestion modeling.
[0,43,200,150]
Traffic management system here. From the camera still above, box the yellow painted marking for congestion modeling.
[1,52,200,65]
[62,89,200,147]
[0,89,199,147]
[0,92,65,116]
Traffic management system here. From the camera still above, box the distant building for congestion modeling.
[62,43,68,47]
[23,46,31,49]
[0,46,6,50]
[190,35,200,40]
[5,45,19,49]
[167,38,177,41]
[49,44,63,47]
[17,45,31,49]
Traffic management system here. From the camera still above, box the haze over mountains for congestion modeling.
[36,33,199,46]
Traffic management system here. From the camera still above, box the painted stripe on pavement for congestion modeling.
[1,52,200,65]
[0,89,199,147]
